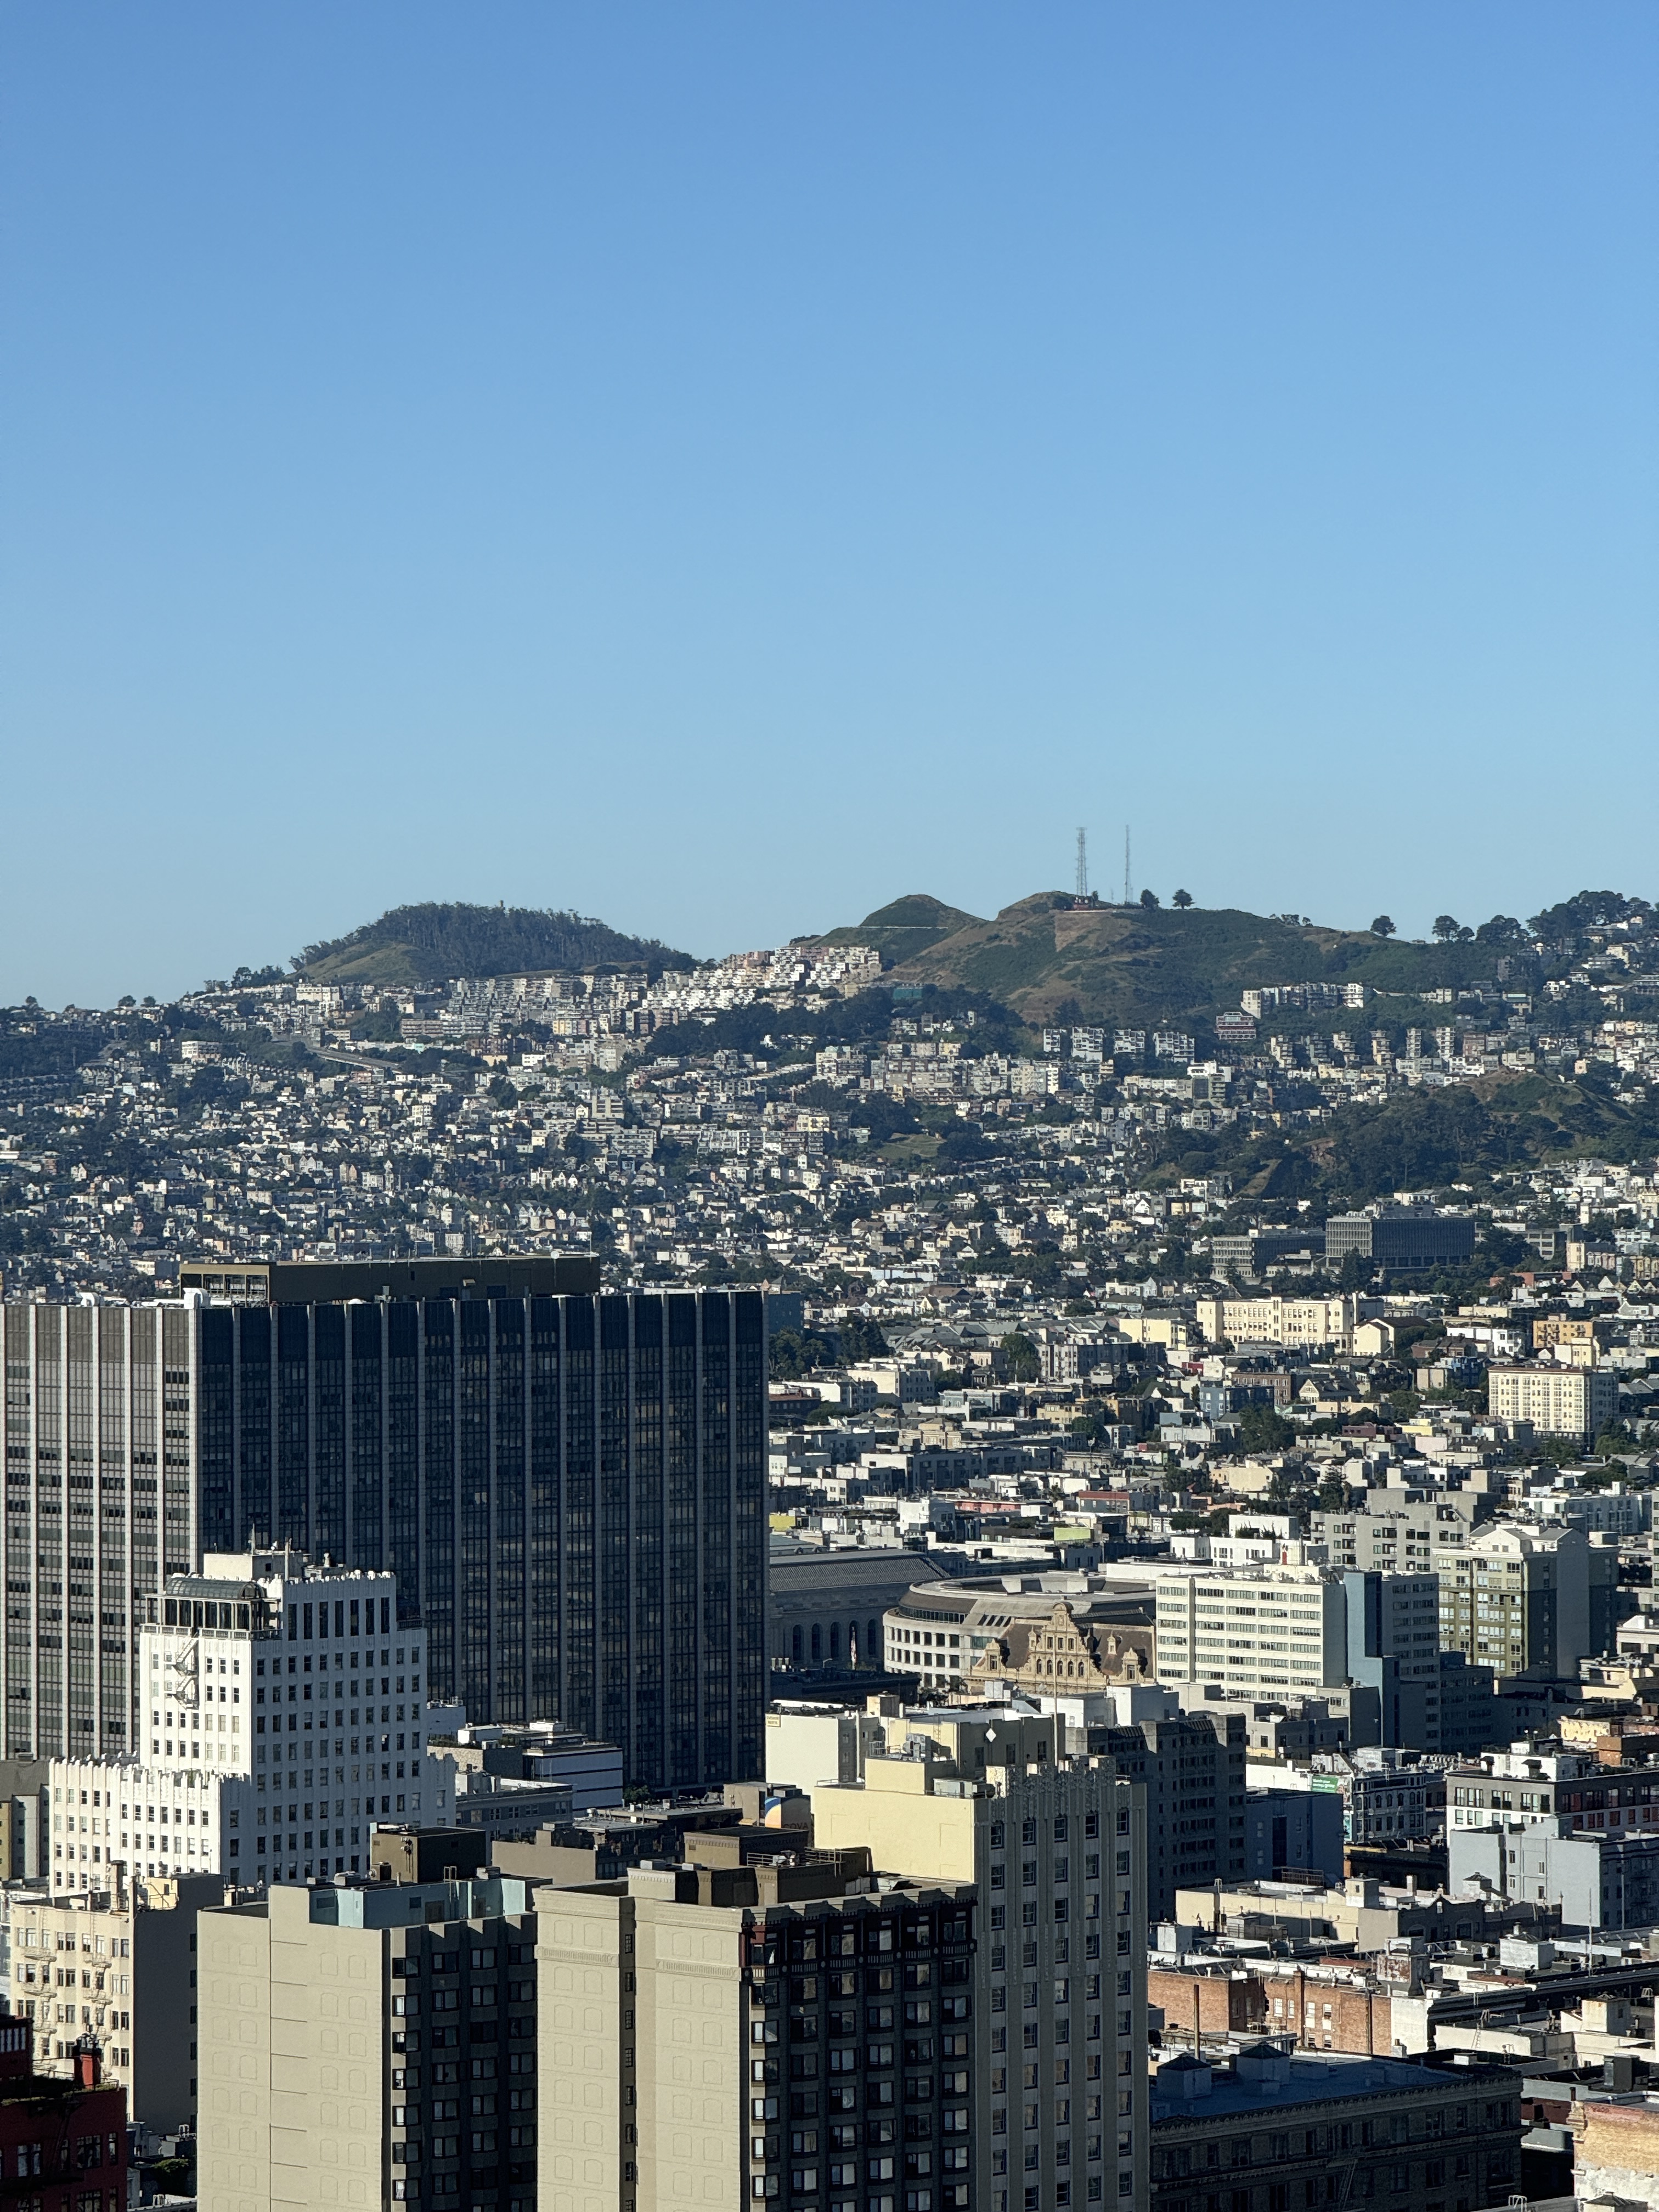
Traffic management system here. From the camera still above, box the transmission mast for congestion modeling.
[1075,827,1088,901]
[1123,824,1132,906]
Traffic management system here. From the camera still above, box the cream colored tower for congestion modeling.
[198,1867,538,2212]
[810,1707,1150,2212]
[538,1861,978,2212]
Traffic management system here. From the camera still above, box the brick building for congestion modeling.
[1149,1959,1404,2058]
[1568,2095,1659,2205]
[0,2017,127,2212]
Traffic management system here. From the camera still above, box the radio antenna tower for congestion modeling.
[1123,824,1132,905]
[1075,827,1088,901]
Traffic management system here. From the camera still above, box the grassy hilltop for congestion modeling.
[812,893,984,968]
[809,892,1521,1032]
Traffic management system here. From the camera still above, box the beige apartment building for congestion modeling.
[196,1852,538,2212]
[5,1871,219,2131]
[537,1858,975,2212]
[810,1704,1149,2212]
[1193,1294,1364,1352]
[1487,1364,1619,1439]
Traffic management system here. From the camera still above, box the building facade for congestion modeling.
[1243,1785,1345,1887]
[0,1301,196,1762]
[47,1551,449,1892]
[3,1285,769,1793]
[5,1871,219,2129]
[1150,1565,1347,1702]
[1446,1741,1659,1925]
[1486,1363,1620,1439]
[1193,1296,1362,1352]
[1436,1522,1593,1680]
[537,1860,977,2212]
[1449,1819,1659,1929]
[810,1705,1149,2212]
[1148,2041,1520,2212]
[1094,1708,1247,1923]
[1311,1494,1481,1576]
[1322,1209,1476,1273]
[883,1577,1156,1696]
[0,2019,127,2212]
[198,1863,539,2212]
[1341,1572,1443,1751]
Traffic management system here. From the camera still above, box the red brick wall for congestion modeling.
[1150,1966,1393,2054]
[1148,1969,1266,2040]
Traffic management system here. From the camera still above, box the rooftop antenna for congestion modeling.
[1124,825,1132,906]
[1075,827,1088,901]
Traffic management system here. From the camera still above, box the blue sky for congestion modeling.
[2,3,1654,1005]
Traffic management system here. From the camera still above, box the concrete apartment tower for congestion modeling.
[809,1705,1150,2212]
[536,1858,977,2212]
[1437,1521,1595,1679]
[196,1843,538,2212]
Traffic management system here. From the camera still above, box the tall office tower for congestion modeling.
[3,1273,768,1793]
[194,1283,768,1792]
[0,1301,196,1763]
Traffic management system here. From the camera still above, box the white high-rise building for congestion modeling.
[1149,1561,1348,1700]
[47,1546,450,1891]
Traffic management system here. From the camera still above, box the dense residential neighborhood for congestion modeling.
[12,889,1659,2206]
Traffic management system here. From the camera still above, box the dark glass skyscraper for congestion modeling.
[2,1287,768,1791]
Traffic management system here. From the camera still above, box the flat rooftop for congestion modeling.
[180,1254,601,1303]
[1152,2048,1471,2123]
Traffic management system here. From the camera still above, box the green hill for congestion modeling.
[813,893,984,970]
[819,893,1533,1032]
[1154,1066,1659,1207]
[295,902,695,987]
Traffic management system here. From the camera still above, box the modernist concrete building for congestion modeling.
[1311,1491,1484,1575]
[1322,1207,1476,1273]
[1149,1562,1348,1703]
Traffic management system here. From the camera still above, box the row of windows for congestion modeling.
[1158,2155,1511,2211]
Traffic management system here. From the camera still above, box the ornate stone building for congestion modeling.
[969,1596,1155,1692]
